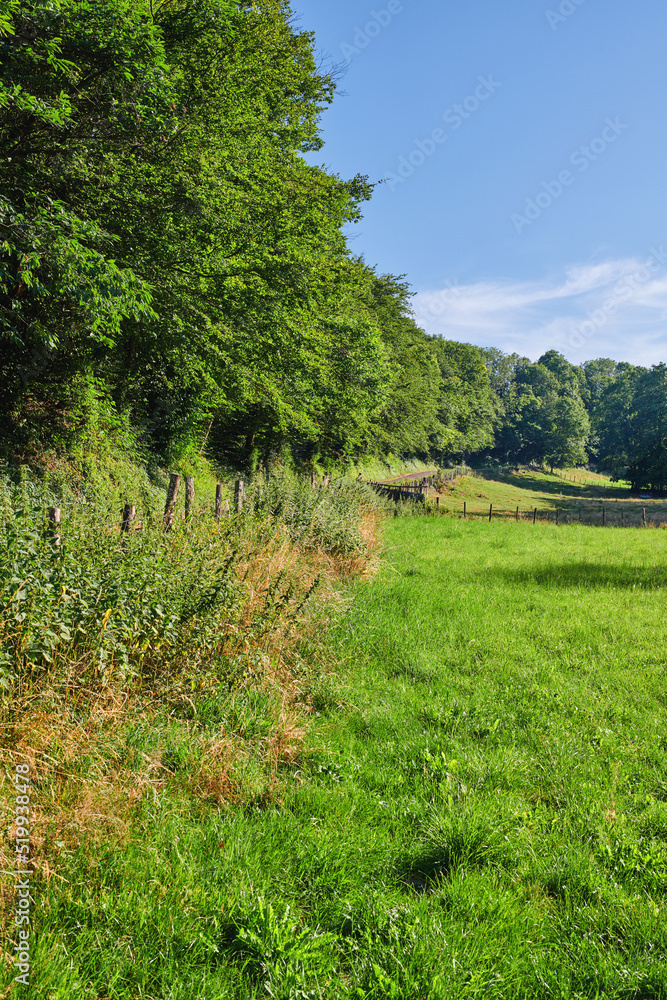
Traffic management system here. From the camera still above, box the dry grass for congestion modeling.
[0,506,384,944]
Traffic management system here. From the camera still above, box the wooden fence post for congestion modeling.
[311,471,317,490]
[556,507,560,526]
[215,484,223,522]
[163,473,181,531]
[602,508,606,528]
[533,508,537,525]
[643,507,647,528]
[489,504,493,523]
[48,507,61,548]
[121,504,136,534]
[515,506,519,522]
[185,476,195,521]
[234,479,244,514]
[435,496,440,508]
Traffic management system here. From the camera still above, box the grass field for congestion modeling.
[436,468,667,528]
[9,514,667,998]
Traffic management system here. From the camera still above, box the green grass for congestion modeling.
[7,517,667,998]
[438,468,667,527]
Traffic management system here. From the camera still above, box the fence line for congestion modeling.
[15,471,667,543]
[436,463,661,496]
[435,504,666,529]
[21,472,364,544]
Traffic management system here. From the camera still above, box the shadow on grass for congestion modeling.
[493,561,667,589]
[399,850,451,894]
[485,471,630,502]
[388,659,438,683]
[398,811,509,894]
[615,980,667,1000]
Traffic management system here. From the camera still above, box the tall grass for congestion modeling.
[0,470,387,994]
[0,471,384,693]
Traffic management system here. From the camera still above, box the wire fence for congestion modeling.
[20,468,667,542]
[433,503,665,529]
[366,465,667,524]
[18,471,387,545]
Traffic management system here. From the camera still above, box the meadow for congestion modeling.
[436,468,665,528]
[6,508,667,998]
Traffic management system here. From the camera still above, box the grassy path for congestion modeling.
[18,518,667,998]
[374,470,438,484]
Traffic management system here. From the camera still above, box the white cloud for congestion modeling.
[412,255,667,365]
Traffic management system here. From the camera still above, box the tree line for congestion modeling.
[478,352,667,490]
[0,0,663,487]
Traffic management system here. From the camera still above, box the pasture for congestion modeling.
[436,468,667,528]
[6,516,667,998]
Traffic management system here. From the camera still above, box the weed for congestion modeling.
[228,898,338,999]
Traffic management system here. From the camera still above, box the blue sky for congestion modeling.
[293,0,667,365]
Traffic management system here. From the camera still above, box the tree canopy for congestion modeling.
[1,1,665,483]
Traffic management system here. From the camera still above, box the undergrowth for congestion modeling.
[0,471,385,953]
[0,471,385,691]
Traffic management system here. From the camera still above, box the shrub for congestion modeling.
[0,470,385,693]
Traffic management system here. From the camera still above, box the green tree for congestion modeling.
[592,363,643,479]
[0,0,168,372]
[581,358,619,410]
[427,339,498,460]
[543,395,590,471]
[538,349,587,402]
[492,359,589,468]
[626,364,667,489]
[1,0,387,467]
[363,275,442,458]
[533,353,590,470]
[479,347,529,402]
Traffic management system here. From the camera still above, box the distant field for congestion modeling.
[20,516,667,998]
[436,468,667,527]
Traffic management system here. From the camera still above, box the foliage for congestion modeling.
[230,898,338,999]
[580,357,620,407]
[1,0,397,468]
[479,347,529,401]
[591,363,642,477]
[626,363,667,488]
[485,351,590,470]
[363,275,442,458]
[245,472,386,552]
[428,338,498,460]
[0,468,383,690]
